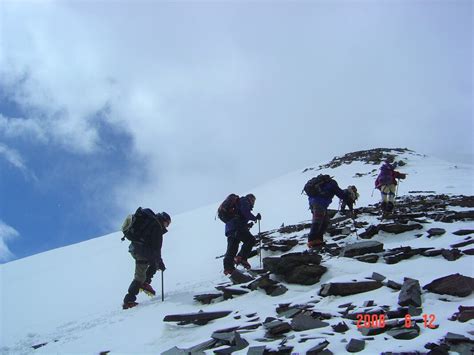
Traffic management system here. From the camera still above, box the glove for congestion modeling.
[156,259,166,271]
[255,213,262,221]
[247,222,254,229]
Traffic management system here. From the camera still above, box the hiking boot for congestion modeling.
[234,256,251,269]
[224,269,235,276]
[140,282,156,297]
[122,301,138,310]
[387,202,394,212]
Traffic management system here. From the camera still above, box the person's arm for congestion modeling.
[239,198,257,221]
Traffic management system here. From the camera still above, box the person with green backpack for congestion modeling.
[121,208,171,309]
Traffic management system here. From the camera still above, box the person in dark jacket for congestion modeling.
[307,178,349,248]
[340,185,359,216]
[122,209,171,309]
[223,194,261,275]
[375,162,406,213]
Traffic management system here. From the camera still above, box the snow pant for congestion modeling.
[223,228,256,271]
[380,184,396,203]
[308,204,330,243]
[340,200,354,213]
[123,252,157,303]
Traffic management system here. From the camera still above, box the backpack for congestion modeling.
[217,194,240,223]
[303,174,333,197]
[376,169,393,188]
[121,207,157,242]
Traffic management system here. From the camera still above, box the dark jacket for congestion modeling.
[375,163,406,189]
[225,196,257,236]
[308,180,347,209]
[129,209,168,263]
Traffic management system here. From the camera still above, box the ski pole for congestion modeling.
[161,270,164,302]
[258,219,262,268]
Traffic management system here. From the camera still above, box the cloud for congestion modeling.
[0,143,38,181]
[0,220,19,263]
[0,0,472,223]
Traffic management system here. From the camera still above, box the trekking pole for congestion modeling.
[371,188,375,197]
[161,270,164,302]
[258,219,262,268]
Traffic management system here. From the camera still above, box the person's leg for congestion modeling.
[308,205,327,246]
[237,229,256,260]
[223,234,240,272]
[123,256,148,305]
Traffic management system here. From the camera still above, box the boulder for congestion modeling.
[423,273,474,297]
[340,241,384,257]
[346,339,365,352]
[398,278,422,307]
[320,281,383,297]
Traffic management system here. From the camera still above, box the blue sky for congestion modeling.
[0,0,472,262]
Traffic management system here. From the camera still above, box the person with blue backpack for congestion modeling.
[217,193,261,275]
[121,208,171,309]
[375,161,406,213]
[303,175,351,249]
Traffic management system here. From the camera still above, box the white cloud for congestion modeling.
[0,220,19,263]
[0,143,38,181]
[0,0,472,222]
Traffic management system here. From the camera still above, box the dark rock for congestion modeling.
[341,241,384,257]
[32,343,48,350]
[359,225,379,239]
[161,346,189,354]
[306,340,330,354]
[463,248,474,255]
[445,332,474,344]
[264,320,292,337]
[387,324,420,340]
[354,254,379,263]
[163,311,232,324]
[424,342,450,354]
[450,239,474,248]
[358,327,387,336]
[320,281,382,297]
[385,280,403,291]
[230,269,254,284]
[438,210,474,222]
[427,228,446,237]
[346,338,365,352]
[398,278,422,307]
[422,249,443,257]
[247,346,267,355]
[441,248,463,261]
[290,313,330,331]
[193,293,222,305]
[453,229,474,236]
[212,331,249,354]
[215,286,249,299]
[379,223,423,234]
[185,339,218,353]
[332,321,349,333]
[263,252,326,285]
[371,272,386,282]
[423,273,474,297]
[285,264,328,285]
[386,307,409,319]
[408,306,423,316]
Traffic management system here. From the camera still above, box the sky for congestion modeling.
[0,0,472,262]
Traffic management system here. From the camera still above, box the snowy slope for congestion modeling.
[1,149,473,354]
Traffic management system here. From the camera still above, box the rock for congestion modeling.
[371,272,386,282]
[398,278,422,307]
[387,324,420,340]
[264,320,292,337]
[450,239,474,248]
[378,223,423,234]
[423,273,474,297]
[385,280,403,291]
[307,340,330,354]
[320,281,382,297]
[358,327,386,336]
[332,321,349,333]
[230,269,254,284]
[247,346,267,355]
[215,286,249,299]
[163,311,232,325]
[346,339,365,352]
[451,306,474,323]
[354,254,379,263]
[441,248,463,261]
[453,229,474,236]
[290,313,330,331]
[421,249,443,257]
[427,228,446,237]
[445,332,474,344]
[284,264,328,285]
[359,225,379,239]
[193,293,222,305]
[463,248,474,255]
[340,241,384,257]
[211,331,249,354]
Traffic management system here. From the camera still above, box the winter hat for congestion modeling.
[158,212,171,223]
